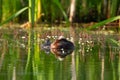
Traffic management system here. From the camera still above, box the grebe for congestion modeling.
[41,36,75,60]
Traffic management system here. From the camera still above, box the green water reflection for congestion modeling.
[0,28,120,80]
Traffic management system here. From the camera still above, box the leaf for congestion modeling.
[53,0,69,23]
[0,7,29,26]
[87,15,120,30]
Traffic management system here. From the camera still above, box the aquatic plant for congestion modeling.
[0,7,28,26]
[88,15,120,30]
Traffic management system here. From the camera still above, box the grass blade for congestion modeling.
[53,0,69,23]
[0,7,28,26]
[87,15,120,30]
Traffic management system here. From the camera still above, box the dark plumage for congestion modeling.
[41,36,75,60]
[41,39,51,54]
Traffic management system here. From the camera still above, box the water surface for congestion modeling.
[0,27,120,80]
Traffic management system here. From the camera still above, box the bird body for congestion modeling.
[41,36,75,60]
[51,38,74,60]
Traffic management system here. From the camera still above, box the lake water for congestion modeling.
[0,27,120,80]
